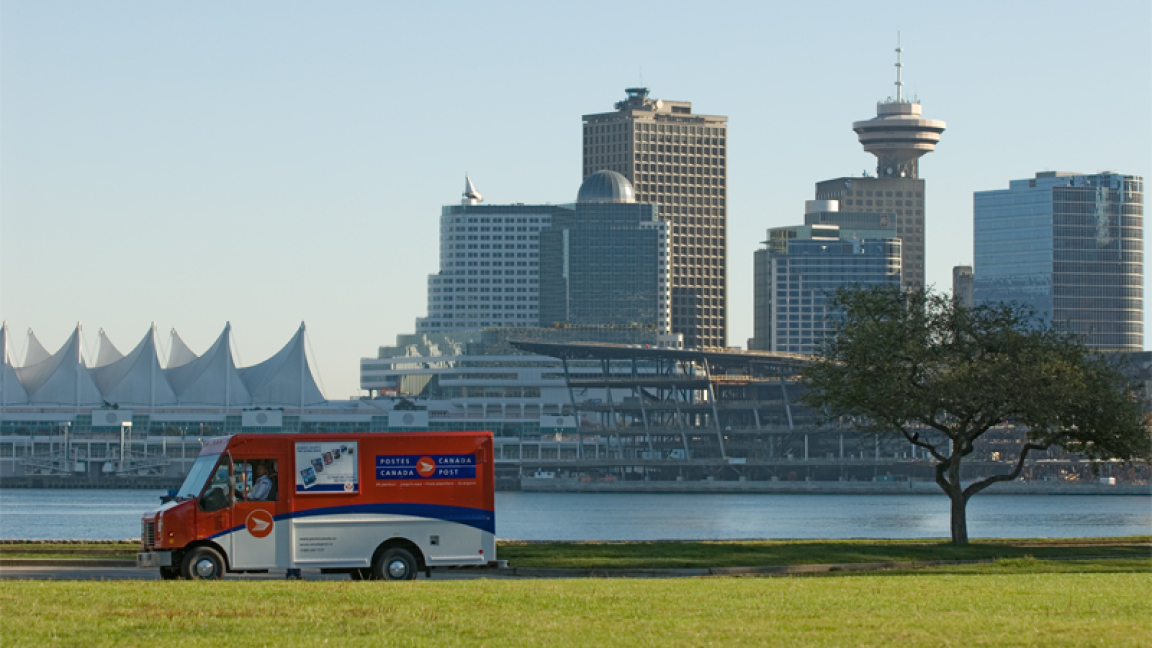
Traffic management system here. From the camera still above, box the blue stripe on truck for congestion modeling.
[208,502,495,540]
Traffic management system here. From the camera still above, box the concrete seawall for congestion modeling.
[520,478,1152,496]
[0,476,182,490]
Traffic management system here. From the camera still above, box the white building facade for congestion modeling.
[417,179,569,332]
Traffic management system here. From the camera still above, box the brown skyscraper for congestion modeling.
[583,88,728,349]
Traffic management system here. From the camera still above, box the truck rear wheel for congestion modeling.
[181,546,225,580]
[373,547,417,581]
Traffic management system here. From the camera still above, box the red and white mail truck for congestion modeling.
[137,431,495,580]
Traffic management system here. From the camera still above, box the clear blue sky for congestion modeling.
[2,1,1149,399]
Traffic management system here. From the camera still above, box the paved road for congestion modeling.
[0,565,522,581]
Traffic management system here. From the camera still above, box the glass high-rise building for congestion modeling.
[974,171,1144,351]
[582,88,728,349]
[538,171,670,333]
[750,201,903,354]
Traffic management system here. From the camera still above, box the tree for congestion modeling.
[801,285,1150,544]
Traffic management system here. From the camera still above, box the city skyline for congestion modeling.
[2,2,1149,399]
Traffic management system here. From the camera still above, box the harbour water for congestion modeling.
[1,489,1148,541]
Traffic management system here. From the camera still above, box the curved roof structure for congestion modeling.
[577,170,636,204]
[238,323,326,406]
[167,330,198,369]
[95,329,125,368]
[24,330,50,367]
[164,323,252,406]
[16,325,104,406]
[1,324,29,405]
[92,326,178,406]
[2,322,329,408]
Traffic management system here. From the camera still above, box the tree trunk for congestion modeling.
[935,452,970,545]
[949,492,969,545]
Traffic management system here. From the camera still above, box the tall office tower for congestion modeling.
[814,46,945,290]
[952,266,974,308]
[539,171,671,333]
[750,200,902,354]
[417,177,567,332]
[583,88,728,349]
[974,171,1144,351]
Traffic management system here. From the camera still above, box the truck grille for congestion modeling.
[142,520,156,548]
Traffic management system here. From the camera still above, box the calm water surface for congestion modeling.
[0,489,1148,541]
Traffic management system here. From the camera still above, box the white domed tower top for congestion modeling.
[577,170,636,203]
[852,41,946,179]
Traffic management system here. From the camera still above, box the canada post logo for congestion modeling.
[245,510,275,538]
[376,454,477,480]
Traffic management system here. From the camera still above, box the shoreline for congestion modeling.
[1,477,1147,495]
[517,478,1152,496]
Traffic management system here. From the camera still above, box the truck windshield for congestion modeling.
[174,454,223,500]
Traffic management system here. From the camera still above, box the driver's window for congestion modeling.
[200,454,233,512]
[236,459,279,502]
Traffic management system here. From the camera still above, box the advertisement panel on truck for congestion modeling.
[295,441,358,493]
[137,432,495,580]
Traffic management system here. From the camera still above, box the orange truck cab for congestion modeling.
[137,431,495,580]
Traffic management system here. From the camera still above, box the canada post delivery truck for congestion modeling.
[137,432,495,580]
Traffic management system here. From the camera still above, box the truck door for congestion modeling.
[196,453,235,551]
[230,458,285,569]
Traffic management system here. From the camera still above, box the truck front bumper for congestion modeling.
[137,551,173,569]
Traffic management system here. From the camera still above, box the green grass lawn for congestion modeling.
[498,537,1152,569]
[2,565,1149,647]
[3,537,1149,565]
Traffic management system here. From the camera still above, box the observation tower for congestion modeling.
[852,43,946,179]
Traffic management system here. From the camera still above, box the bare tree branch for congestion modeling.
[898,429,947,462]
[963,442,1050,500]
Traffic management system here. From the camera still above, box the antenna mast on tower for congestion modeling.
[894,32,903,103]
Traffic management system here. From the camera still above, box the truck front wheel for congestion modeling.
[373,547,417,581]
[182,546,226,580]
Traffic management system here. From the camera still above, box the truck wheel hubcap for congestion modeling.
[195,559,217,578]
[387,560,408,579]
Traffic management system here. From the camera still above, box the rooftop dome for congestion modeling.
[577,170,636,204]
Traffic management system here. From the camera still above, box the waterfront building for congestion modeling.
[973,171,1144,350]
[370,171,682,471]
[750,201,903,354]
[813,45,945,290]
[0,323,393,483]
[360,327,682,466]
[539,170,670,333]
[364,169,677,465]
[583,88,729,349]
